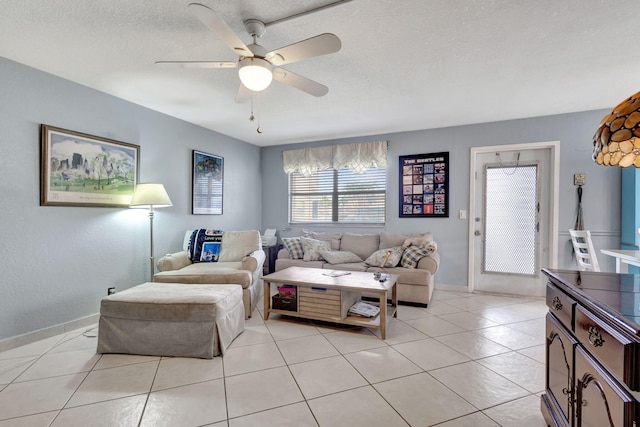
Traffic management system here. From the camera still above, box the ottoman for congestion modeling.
[97,282,244,359]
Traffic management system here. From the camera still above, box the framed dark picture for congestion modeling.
[192,150,223,215]
[40,124,139,207]
[399,151,449,217]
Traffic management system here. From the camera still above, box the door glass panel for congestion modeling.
[483,164,538,276]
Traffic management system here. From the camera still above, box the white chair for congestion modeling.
[569,229,600,272]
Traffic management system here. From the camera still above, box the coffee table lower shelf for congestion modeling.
[268,304,397,330]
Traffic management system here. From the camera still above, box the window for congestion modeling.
[289,167,386,224]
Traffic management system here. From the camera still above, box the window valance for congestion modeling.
[282,140,387,176]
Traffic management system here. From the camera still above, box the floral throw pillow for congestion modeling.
[365,246,403,267]
[282,237,304,260]
[400,245,432,268]
[300,237,331,261]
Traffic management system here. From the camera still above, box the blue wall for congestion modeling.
[0,55,625,341]
[0,57,262,340]
[261,112,622,285]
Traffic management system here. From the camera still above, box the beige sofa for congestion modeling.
[275,231,439,306]
[154,230,265,318]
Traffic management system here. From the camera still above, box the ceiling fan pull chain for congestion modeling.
[256,92,263,134]
[249,92,255,122]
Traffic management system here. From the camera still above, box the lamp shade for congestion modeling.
[238,57,273,92]
[593,90,640,167]
[130,183,173,208]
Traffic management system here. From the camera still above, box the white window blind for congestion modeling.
[284,141,387,224]
[289,167,386,224]
[193,175,222,214]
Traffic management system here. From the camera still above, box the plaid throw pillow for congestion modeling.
[400,246,432,268]
[282,237,304,260]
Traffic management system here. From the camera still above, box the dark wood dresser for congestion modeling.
[542,268,640,427]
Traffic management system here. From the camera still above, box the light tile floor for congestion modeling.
[0,289,548,426]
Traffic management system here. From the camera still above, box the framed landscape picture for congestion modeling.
[399,151,449,218]
[40,124,139,207]
[192,150,224,215]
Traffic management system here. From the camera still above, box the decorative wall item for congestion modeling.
[399,151,449,217]
[40,124,139,207]
[192,150,224,214]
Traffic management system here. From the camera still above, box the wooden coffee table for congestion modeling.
[262,266,398,339]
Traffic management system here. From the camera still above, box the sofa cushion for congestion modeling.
[400,246,432,268]
[154,263,252,287]
[218,230,261,262]
[282,237,304,259]
[323,262,368,272]
[380,231,433,249]
[368,266,431,287]
[340,233,380,260]
[301,237,331,261]
[276,258,326,271]
[302,230,342,250]
[319,250,362,264]
[364,246,403,267]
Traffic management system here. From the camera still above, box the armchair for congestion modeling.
[154,230,265,318]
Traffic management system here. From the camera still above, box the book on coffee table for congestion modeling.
[348,301,380,318]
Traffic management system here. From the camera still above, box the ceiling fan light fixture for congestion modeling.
[238,57,273,92]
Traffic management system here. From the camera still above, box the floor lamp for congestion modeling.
[130,183,173,281]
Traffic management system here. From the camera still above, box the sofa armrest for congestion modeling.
[157,251,192,272]
[417,251,439,275]
[242,249,266,272]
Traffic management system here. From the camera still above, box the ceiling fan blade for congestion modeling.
[266,33,341,66]
[272,67,328,97]
[235,83,251,103]
[155,60,237,69]
[187,3,252,57]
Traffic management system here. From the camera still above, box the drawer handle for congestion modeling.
[588,326,605,347]
[551,296,563,311]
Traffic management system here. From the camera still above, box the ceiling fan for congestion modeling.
[156,3,342,102]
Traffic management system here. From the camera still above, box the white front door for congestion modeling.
[469,142,559,297]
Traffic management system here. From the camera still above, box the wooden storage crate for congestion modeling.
[298,286,359,321]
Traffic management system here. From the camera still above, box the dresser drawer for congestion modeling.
[546,283,576,331]
[574,346,636,427]
[575,306,638,391]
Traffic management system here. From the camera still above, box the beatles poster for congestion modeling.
[399,152,449,218]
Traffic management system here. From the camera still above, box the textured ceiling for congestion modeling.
[1,0,638,147]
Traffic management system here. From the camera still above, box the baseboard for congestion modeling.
[0,313,100,353]
[435,283,470,292]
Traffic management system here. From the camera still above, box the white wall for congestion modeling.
[261,111,622,285]
[0,58,263,340]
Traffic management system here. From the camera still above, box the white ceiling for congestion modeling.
[1,0,638,147]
